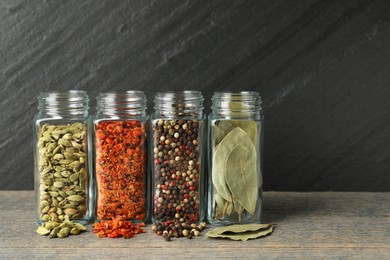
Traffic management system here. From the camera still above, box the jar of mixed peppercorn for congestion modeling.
[208,91,263,225]
[94,91,148,222]
[33,91,92,225]
[151,91,205,226]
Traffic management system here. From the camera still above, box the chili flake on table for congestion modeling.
[92,217,146,238]
[95,120,147,221]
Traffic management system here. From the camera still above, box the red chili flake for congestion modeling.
[95,120,147,220]
[93,217,146,238]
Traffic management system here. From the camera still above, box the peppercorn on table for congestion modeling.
[1,191,389,259]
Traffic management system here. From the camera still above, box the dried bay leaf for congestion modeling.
[215,194,226,218]
[234,120,258,145]
[205,224,274,241]
[217,120,259,145]
[226,144,257,214]
[213,120,236,147]
[213,125,226,146]
[214,193,234,218]
[222,128,258,215]
[214,193,224,217]
[228,101,248,117]
[232,197,244,222]
[212,125,254,202]
[217,120,236,134]
[212,119,260,221]
[207,223,272,235]
[224,201,234,216]
[212,135,234,203]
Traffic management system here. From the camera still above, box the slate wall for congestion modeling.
[1,0,390,191]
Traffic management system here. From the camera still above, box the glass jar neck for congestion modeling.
[96,91,147,118]
[37,91,89,118]
[211,91,262,120]
[153,91,204,119]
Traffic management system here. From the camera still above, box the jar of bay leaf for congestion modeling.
[208,91,263,225]
[94,91,148,222]
[151,91,206,225]
[33,91,92,225]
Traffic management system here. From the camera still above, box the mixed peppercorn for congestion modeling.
[152,119,202,223]
[151,221,207,241]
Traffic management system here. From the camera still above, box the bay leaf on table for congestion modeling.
[206,223,272,235]
[205,225,274,241]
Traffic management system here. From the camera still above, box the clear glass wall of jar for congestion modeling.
[33,90,92,224]
[208,91,263,225]
[151,91,205,225]
[94,91,148,222]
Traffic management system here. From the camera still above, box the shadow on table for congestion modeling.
[261,192,328,223]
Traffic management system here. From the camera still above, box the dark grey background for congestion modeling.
[1,0,390,191]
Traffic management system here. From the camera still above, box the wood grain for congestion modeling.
[0,191,389,259]
[1,0,390,190]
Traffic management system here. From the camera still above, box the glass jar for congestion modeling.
[207,91,263,225]
[151,91,205,225]
[33,90,92,224]
[94,91,148,222]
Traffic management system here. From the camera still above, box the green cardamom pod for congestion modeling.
[62,133,72,140]
[70,227,81,235]
[53,182,64,188]
[69,173,79,182]
[37,226,50,236]
[52,154,64,160]
[41,205,50,214]
[59,227,70,236]
[59,159,73,165]
[68,161,81,169]
[64,208,78,215]
[44,221,60,230]
[73,223,87,231]
[58,139,72,147]
[48,226,60,238]
[65,190,75,196]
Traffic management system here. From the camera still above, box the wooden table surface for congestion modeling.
[0,191,389,259]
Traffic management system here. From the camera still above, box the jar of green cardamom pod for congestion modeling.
[33,91,93,225]
[207,91,263,225]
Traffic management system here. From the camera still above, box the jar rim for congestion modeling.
[37,90,90,117]
[212,91,260,99]
[96,91,147,116]
[97,91,146,103]
[211,91,262,118]
[155,91,202,102]
[153,91,204,118]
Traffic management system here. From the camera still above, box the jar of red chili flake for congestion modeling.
[94,91,148,222]
[151,91,205,225]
